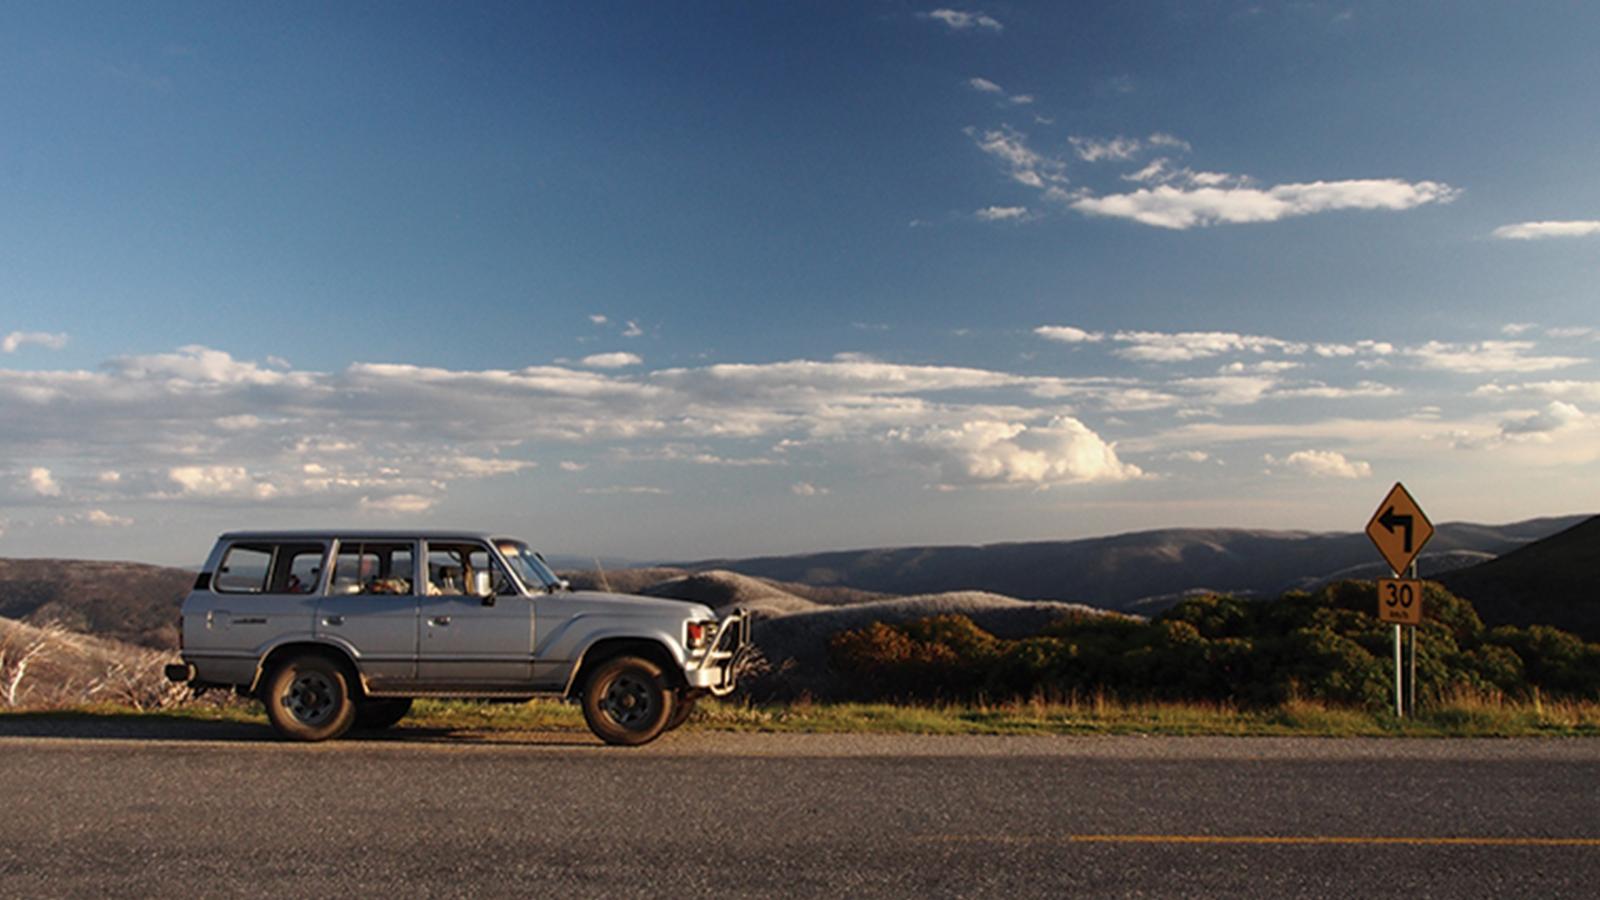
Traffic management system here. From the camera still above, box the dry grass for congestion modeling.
[0,617,191,711]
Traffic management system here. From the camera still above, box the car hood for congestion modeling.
[556,590,715,620]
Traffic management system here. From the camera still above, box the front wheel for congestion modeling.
[580,656,675,746]
[665,692,697,732]
[261,654,357,742]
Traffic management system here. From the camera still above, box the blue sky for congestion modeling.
[3,2,1598,565]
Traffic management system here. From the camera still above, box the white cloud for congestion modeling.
[169,465,277,499]
[1167,450,1211,463]
[790,482,829,497]
[976,205,1030,222]
[968,126,1065,189]
[1499,401,1586,437]
[580,485,669,496]
[896,417,1142,486]
[622,321,644,338]
[967,77,1003,94]
[1491,220,1600,241]
[1071,179,1459,230]
[925,9,1003,32]
[1266,449,1372,479]
[1111,330,1307,362]
[1035,325,1105,344]
[1474,381,1600,403]
[27,466,61,497]
[82,509,134,528]
[361,494,437,515]
[582,352,643,369]
[1070,136,1143,162]
[559,461,589,472]
[2,331,69,354]
[1408,340,1585,374]
[1501,322,1537,336]
[589,314,608,325]
[1546,326,1595,340]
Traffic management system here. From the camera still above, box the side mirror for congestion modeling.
[471,571,495,604]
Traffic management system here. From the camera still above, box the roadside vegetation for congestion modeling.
[828,581,1600,708]
[5,580,1599,738]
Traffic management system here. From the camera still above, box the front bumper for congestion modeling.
[686,608,752,696]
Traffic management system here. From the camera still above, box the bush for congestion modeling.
[826,582,1600,709]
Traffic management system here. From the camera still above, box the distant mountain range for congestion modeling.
[680,515,1591,614]
[1,514,1590,655]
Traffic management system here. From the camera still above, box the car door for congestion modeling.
[315,539,420,687]
[415,540,534,684]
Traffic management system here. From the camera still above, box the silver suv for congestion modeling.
[165,530,749,745]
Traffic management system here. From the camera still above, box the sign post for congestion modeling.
[1366,483,1433,718]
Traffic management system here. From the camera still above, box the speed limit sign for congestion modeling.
[1377,578,1424,626]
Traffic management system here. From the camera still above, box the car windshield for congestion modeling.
[495,541,562,591]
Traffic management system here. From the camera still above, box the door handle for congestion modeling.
[430,616,451,626]
[323,615,345,626]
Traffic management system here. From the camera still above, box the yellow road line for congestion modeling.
[928,835,1600,848]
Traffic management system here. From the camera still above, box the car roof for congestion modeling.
[217,530,523,544]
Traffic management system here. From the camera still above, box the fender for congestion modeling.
[246,633,363,694]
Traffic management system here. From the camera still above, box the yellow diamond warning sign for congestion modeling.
[1366,482,1434,575]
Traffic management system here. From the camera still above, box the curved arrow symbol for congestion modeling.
[1378,506,1415,553]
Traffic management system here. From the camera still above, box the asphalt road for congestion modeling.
[2,719,1597,898]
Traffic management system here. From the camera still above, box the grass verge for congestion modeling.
[6,693,1599,738]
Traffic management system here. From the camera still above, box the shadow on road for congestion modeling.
[0,713,600,748]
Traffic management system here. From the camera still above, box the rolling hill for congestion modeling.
[1438,515,1600,641]
[679,516,1590,613]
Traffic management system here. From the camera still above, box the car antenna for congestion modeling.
[594,557,612,593]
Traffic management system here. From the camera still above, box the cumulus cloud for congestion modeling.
[1071,179,1460,230]
[1491,220,1600,240]
[924,9,1003,32]
[581,352,643,369]
[58,509,135,528]
[1034,325,1105,344]
[1408,340,1585,374]
[897,417,1142,486]
[27,467,61,497]
[1110,330,1308,362]
[1266,449,1372,479]
[967,77,1003,94]
[1499,401,1586,437]
[2,331,69,354]
[790,482,829,497]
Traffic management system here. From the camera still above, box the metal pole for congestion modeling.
[1408,560,1419,716]
[1393,623,1403,718]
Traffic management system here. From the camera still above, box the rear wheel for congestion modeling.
[353,697,413,731]
[580,655,675,746]
[261,654,357,742]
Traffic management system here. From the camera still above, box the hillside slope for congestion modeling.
[0,560,194,649]
[681,516,1589,612]
[1438,516,1600,641]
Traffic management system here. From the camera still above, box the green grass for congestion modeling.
[8,692,1599,738]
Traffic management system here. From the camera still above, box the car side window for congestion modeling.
[331,542,416,596]
[216,544,273,593]
[426,542,514,597]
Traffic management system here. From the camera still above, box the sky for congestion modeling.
[2,1,1599,566]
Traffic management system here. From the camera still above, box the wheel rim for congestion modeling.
[599,673,658,730]
[283,670,338,726]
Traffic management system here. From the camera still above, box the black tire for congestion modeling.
[353,698,413,731]
[261,654,357,742]
[580,655,675,746]
[665,692,697,732]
